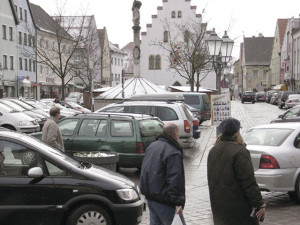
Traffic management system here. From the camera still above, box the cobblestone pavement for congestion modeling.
[120,101,300,224]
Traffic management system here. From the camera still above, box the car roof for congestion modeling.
[73,112,158,120]
[113,100,183,106]
[250,122,300,130]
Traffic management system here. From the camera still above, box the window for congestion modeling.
[178,11,182,18]
[9,27,13,41]
[111,120,133,137]
[253,70,258,78]
[19,57,22,70]
[14,5,17,16]
[32,36,35,46]
[115,58,117,65]
[24,59,28,71]
[2,25,7,39]
[24,9,27,22]
[59,118,79,136]
[46,40,49,49]
[19,32,22,44]
[40,65,43,74]
[155,55,161,69]
[118,58,120,66]
[24,33,27,46]
[78,119,100,136]
[184,30,189,42]
[10,56,13,70]
[29,59,32,71]
[19,7,23,21]
[28,35,31,46]
[46,66,49,75]
[149,55,154,70]
[44,160,67,176]
[33,60,36,72]
[0,140,37,177]
[157,107,178,121]
[121,59,123,66]
[171,11,176,18]
[163,31,169,43]
[96,120,107,137]
[3,55,7,69]
[39,38,43,48]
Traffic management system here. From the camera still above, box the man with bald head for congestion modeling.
[140,122,186,225]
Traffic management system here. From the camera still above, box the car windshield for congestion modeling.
[288,94,300,100]
[11,99,34,110]
[245,92,253,95]
[0,100,24,112]
[139,119,163,137]
[243,128,293,146]
[66,101,82,109]
[0,103,16,113]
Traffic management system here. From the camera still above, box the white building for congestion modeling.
[14,0,37,98]
[110,42,126,86]
[0,0,19,97]
[140,0,215,89]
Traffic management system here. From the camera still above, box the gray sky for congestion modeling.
[29,0,300,59]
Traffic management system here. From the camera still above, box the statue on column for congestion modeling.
[132,0,142,26]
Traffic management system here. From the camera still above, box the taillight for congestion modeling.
[288,100,292,103]
[193,119,198,126]
[259,154,280,169]
[136,142,145,153]
[184,120,191,133]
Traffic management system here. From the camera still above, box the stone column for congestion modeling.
[132,0,142,78]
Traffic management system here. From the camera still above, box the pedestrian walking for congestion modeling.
[207,118,266,225]
[140,122,186,225]
[54,97,61,104]
[42,106,64,152]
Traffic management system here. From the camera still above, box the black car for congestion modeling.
[278,91,295,109]
[241,91,255,103]
[255,92,266,102]
[0,129,144,225]
[271,105,300,123]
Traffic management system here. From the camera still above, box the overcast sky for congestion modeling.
[29,0,300,59]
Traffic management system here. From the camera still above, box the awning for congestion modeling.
[273,84,286,91]
[3,81,15,86]
[39,82,61,86]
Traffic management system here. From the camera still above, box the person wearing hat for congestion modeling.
[207,118,266,225]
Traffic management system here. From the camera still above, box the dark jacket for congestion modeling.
[207,135,264,225]
[140,133,185,208]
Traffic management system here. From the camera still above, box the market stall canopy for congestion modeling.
[168,85,218,93]
[96,77,167,100]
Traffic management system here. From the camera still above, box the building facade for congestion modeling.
[122,42,134,80]
[98,27,111,86]
[110,42,126,87]
[140,0,215,89]
[293,27,300,91]
[14,0,37,98]
[0,0,19,98]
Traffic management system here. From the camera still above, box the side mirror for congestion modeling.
[28,167,44,178]
[278,115,283,119]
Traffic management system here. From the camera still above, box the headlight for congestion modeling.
[116,188,139,201]
[19,121,31,126]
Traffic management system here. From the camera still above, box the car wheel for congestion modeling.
[252,101,255,104]
[1,125,16,131]
[288,191,296,201]
[67,204,112,225]
[21,151,36,165]
[295,175,300,204]
[242,101,244,104]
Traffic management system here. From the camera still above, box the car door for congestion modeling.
[59,118,80,155]
[281,108,300,122]
[0,139,55,225]
[71,118,108,154]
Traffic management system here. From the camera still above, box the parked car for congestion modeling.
[65,92,83,104]
[0,102,40,133]
[266,90,277,103]
[270,92,279,105]
[0,128,144,224]
[242,122,300,203]
[255,91,266,102]
[95,101,197,148]
[241,91,255,103]
[64,101,91,114]
[130,92,211,123]
[278,91,294,109]
[31,113,164,169]
[284,94,300,109]
[270,105,300,123]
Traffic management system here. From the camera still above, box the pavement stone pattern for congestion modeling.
[126,101,300,225]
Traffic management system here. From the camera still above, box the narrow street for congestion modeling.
[120,100,300,225]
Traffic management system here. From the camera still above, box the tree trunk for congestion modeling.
[61,76,65,101]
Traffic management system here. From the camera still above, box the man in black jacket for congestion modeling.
[140,122,186,225]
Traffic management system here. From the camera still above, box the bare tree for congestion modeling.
[152,19,213,92]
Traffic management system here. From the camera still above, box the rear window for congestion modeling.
[243,128,293,146]
[111,120,133,137]
[139,119,163,137]
[184,95,200,105]
[157,107,178,121]
[101,106,125,112]
[182,105,194,120]
[244,92,253,95]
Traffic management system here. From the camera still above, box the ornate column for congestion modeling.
[132,0,142,78]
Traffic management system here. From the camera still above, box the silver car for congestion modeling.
[242,122,300,203]
[0,103,40,133]
[285,94,300,109]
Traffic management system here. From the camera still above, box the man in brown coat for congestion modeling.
[42,106,64,152]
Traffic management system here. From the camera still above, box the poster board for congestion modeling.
[211,89,231,126]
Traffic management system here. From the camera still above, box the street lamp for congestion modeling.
[206,29,234,93]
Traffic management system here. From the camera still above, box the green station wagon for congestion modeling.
[31,113,163,169]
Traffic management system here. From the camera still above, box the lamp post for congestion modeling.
[206,29,234,93]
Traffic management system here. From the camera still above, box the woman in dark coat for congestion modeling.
[207,118,266,225]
